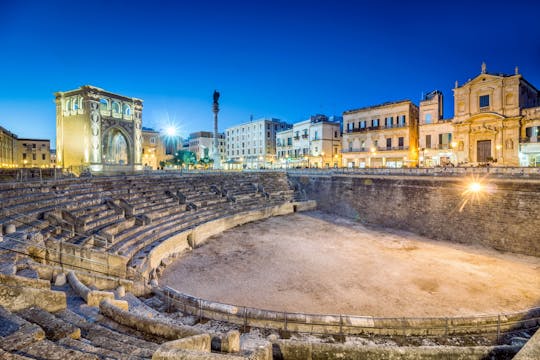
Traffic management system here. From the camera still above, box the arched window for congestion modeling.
[73,98,79,110]
[112,101,120,113]
[99,98,108,110]
[123,104,131,116]
[66,99,71,111]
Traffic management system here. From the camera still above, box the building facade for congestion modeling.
[225,118,291,169]
[188,131,225,163]
[55,85,143,172]
[16,138,51,167]
[276,114,341,168]
[142,128,166,170]
[342,100,419,168]
[0,125,17,167]
[452,63,539,166]
[418,91,455,166]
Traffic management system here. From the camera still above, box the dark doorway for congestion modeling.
[477,140,491,162]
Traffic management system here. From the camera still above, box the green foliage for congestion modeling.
[167,150,197,168]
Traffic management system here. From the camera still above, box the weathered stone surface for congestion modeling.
[17,307,80,341]
[514,328,540,360]
[54,272,66,286]
[117,285,126,297]
[19,338,99,360]
[273,340,520,360]
[99,299,203,339]
[0,283,66,312]
[0,273,50,289]
[222,330,240,353]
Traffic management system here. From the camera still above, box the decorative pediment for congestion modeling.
[462,112,505,124]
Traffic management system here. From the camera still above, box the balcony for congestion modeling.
[520,136,540,143]
[382,123,407,129]
[293,136,300,140]
[437,144,450,150]
[301,134,308,139]
[381,146,409,151]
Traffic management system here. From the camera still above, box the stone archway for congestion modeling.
[102,127,131,165]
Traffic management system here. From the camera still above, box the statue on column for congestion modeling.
[213,90,220,105]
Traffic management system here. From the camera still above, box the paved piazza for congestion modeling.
[160,211,540,317]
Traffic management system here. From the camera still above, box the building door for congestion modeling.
[477,140,491,162]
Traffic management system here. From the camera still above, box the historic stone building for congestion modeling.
[15,138,51,167]
[141,127,166,170]
[342,100,419,168]
[0,125,17,167]
[55,85,143,172]
[418,91,455,166]
[225,118,291,169]
[452,63,539,166]
[188,131,225,163]
[276,114,342,168]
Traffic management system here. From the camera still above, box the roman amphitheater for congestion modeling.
[0,168,539,359]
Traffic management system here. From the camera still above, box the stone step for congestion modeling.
[57,337,147,360]
[17,338,99,360]
[17,307,81,341]
[54,309,159,356]
[0,306,45,352]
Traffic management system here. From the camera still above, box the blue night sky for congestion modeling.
[1,0,539,148]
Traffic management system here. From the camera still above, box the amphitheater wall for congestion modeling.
[45,239,128,277]
[289,175,540,256]
[273,340,520,360]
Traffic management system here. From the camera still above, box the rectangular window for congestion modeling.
[32,154,36,160]
[479,95,490,108]
[398,137,404,148]
[386,138,392,149]
[42,153,46,160]
[372,119,379,128]
[426,135,432,148]
[22,153,27,160]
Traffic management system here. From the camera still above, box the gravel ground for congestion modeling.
[160,211,540,317]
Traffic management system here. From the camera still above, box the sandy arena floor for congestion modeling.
[160,211,540,317]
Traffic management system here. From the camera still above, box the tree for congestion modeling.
[167,150,197,168]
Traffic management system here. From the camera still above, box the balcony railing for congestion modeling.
[345,124,408,134]
[293,136,300,140]
[342,146,409,153]
[301,134,308,139]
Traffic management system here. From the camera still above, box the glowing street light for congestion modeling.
[468,181,483,193]
[165,126,177,137]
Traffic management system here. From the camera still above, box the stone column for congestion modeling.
[213,102,221,169]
